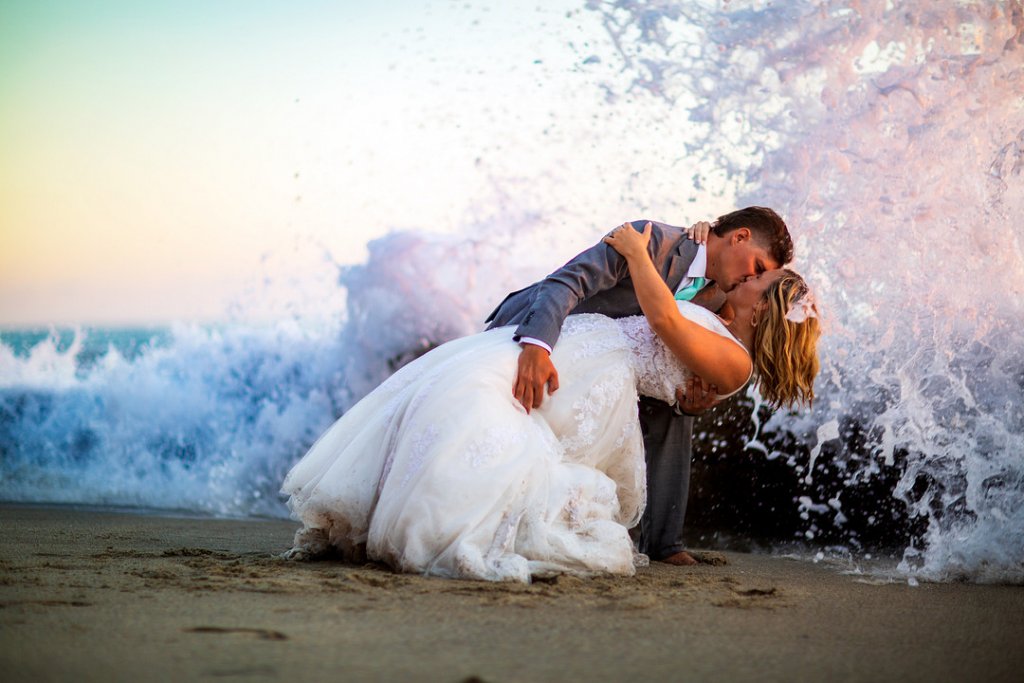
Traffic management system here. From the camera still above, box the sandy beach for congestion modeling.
[1,503,1021,682]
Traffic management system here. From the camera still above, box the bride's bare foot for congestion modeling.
[659,551,698,566]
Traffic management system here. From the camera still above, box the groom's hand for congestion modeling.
[514,344,559,414]
[676,375,720,416]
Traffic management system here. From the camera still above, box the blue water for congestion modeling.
[1,328,172,369]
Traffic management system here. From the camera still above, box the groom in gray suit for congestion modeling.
[485,207,794,565]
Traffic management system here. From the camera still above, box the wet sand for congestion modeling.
[1,503,1022,682]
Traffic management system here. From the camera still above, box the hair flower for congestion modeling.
[785,289,818,323]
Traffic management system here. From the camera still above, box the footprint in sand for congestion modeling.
[0,599,93,608]
[184,626,288,641]
[712,585,783,609]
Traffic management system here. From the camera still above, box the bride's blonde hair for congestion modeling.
[752,269,821,409]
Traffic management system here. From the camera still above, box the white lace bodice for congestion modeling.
[614,301,749,404]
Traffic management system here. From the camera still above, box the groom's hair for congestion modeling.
[713,206,793,266]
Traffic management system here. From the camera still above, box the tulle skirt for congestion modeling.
[281,315,646,581]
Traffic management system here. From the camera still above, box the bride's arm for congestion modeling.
[603,222,752,395]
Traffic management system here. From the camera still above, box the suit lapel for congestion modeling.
[668,237,725,313]
[664,236,699,292]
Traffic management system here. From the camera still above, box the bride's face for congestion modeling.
[726,268,786,312]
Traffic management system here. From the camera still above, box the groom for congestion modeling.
[485,207,794,565]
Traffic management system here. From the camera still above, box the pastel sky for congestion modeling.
[0,0,732,326]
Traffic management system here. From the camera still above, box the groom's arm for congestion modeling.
[675,376,722,416]
[513,220,671,412]
[512,220,658,347]
[512,240,629,413]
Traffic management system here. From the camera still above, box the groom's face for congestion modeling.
[711,231,779,292]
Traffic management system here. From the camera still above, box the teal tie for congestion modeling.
[674,276,706,301]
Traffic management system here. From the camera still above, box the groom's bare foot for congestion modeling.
[659,551,698,566]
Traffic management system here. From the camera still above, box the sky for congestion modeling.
[0,0,734,326]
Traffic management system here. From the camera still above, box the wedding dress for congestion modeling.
[281,301,748,582]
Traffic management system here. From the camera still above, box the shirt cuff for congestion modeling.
[515,336,553,354]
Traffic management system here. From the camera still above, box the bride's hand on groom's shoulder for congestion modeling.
[603,221,652,259]
[685,220,712,245]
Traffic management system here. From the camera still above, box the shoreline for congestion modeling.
[2,500,912,570]
[2,503,1022,681]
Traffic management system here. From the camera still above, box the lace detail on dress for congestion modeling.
[402,424,440,487]
[559,367,633,455]
[614,417,640,449]
[464,424,528,468]
[562,314,631,361]
[615,315,691,404]
[563,486,586,530]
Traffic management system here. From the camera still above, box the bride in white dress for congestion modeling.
[281,223,820,582]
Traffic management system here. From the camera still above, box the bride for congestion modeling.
[280,222,820,581]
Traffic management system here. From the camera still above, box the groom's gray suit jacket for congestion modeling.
[485,219,724,560]
[485,220,721,345]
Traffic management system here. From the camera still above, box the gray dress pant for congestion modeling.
[636,396,693,560]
